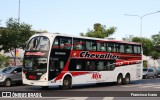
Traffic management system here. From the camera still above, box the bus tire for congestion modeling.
[61,76,72,89]
[116,74,123,85]
[123,74,130,85]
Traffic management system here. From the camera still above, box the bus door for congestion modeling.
[49,58,67,81]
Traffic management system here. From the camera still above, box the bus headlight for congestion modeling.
[40,73,47,80]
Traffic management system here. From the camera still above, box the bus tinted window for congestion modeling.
[107,43,115,52]
[115,43,125,53]
[60,37,72,49]
[86,41,92,51]
[105,61,115,71]
[85,40,97,51]
[97,42,106,51]
[92,41,97,51]
[125,45,133,53]
[53,36,72,49]
[27,36,50,51]
[133,45,141,54]
[69,59,115,71]
[73,38,86,50]
[97,61,105,71]
[69,60,85,71]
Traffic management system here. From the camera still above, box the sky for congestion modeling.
[0,0,160,40]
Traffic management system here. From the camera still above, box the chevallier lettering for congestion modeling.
[80,51,119,59]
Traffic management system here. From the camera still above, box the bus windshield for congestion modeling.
[27,36,50,51]
[24,57,47,72]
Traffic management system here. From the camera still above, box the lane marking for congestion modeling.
[103,97,114,100]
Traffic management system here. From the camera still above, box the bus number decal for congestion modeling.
[92,73,101,80]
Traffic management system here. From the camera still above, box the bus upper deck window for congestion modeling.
[100,46,105,51]
[92,46,96,51]
[75,44,82,50]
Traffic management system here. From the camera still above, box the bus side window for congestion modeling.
[107,43,115,52]
[73,38,86,50]
[134,45,141,54]
[92,46,96,51]
[137,46,141,54]
[97,61,105,71]
[125,45,133,53]
[86,41,92,51]
[108,47,112,52]
[92,41,97,51]
[119,44,125,53]
[100,46,105,51]
[98,42,106,51]
[115,44,125,53]
[86,61,96,71]
[75,44,82,50]
[105,61,115,71]
[60,37,72,49]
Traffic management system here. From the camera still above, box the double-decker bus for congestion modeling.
[22,33,142,89]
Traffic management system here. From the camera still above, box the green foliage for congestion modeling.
[80,23,117,38]
[143,60,148,68]
[152,33,160,50]
[0,54,10,68]
[151,33,160,60]
[0,18,35,52]
[131,34,160,60]
[131,37,153,56]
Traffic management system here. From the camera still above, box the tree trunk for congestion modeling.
[14,48,16,66]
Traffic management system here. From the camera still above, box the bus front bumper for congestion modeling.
[23,78,49,86]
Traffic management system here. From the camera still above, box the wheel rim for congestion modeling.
[126,77,130,83]
[64,79,69,86]
[118,77,122,84]
[6,80,11,86]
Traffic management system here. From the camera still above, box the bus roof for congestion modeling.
[33,33,141,45]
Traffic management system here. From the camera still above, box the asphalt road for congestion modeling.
[0,78,160,100]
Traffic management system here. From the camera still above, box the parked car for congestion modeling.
[143,68,148,79]
[143,67,157,79]
[155,67,160,78]
[0,66,22,87]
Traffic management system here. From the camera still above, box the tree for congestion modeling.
[131,37,153,56]
[80,23,117,38]
[152,33,160,50]
[0,18,35,65]
[0,54,10,68]
[150,33,160,67]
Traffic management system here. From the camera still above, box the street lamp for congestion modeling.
[18,0,21,23]
[15,0,21,66]
[124,11,160,37]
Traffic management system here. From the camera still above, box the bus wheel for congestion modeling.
[117,75,123,85]
[123,75,130,85]
[61,77,72,89]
